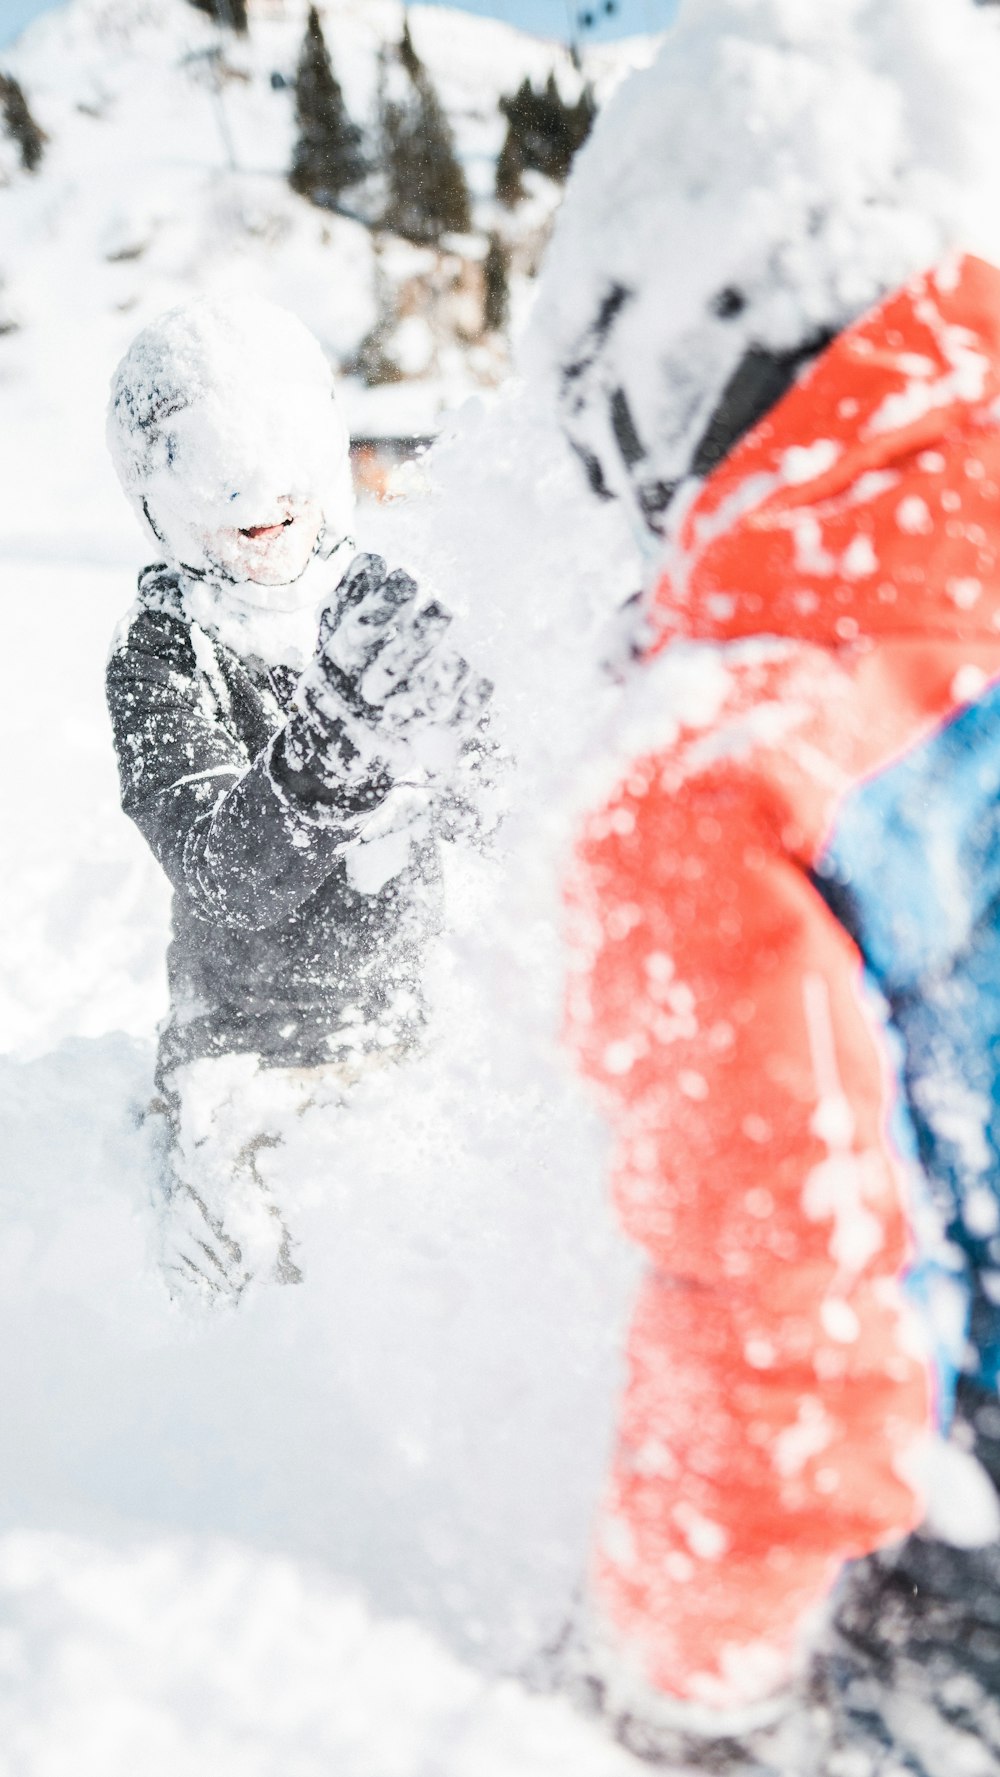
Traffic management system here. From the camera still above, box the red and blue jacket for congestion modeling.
[566,255,1000,1703]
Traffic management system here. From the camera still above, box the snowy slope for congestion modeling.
[0,0,650,561]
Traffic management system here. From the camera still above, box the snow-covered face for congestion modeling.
[199,493,324,586]
[108,295,356,585]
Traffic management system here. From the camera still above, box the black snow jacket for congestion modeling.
[107,566,442,1077]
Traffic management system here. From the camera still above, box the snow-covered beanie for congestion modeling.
[106,294,355,580]
[523,0,1000,554]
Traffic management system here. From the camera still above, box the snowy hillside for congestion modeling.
[0,0,650,559]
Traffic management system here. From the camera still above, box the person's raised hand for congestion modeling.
[309,553,493,783]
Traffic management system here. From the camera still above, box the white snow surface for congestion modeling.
[0,1527,639,1776]
[0,525,642,1768]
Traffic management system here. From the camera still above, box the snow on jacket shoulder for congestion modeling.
[107,568,442,1073]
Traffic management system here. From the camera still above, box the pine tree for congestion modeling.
[494,124,523,208]
[0,73,46,172]
[186,0,249,34]
[343,258,404,386]
[483,233,509,333]
[380,18,471,245]
[398,15,422,83]
[495,70,595,204]
[289,6,366,208]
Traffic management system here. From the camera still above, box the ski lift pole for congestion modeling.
[181,40,239,173]
[208,37,239,174]
[562,0,581,64]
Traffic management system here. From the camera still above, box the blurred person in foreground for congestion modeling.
[106,296,489,1307]
[526,0,1000,1768]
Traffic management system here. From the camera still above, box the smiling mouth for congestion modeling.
[239,517,295,541]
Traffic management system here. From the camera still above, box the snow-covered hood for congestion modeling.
[106,294,354,582]
[524,0,1000,553]
[647,256,1000,650]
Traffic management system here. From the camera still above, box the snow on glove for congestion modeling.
[275,559,401,824]
[308,552,493,787]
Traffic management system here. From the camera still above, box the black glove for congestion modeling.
[299,553,492,792]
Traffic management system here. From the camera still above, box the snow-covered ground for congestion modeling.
[0,536,647,1772]
[0,471,656,1771]
[0,1530,640,1774]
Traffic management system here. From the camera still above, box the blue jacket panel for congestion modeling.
[817,677,1000,1401]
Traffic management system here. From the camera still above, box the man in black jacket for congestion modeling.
[106,295,488,1304]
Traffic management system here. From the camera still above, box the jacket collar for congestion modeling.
[650,254,1000,648]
